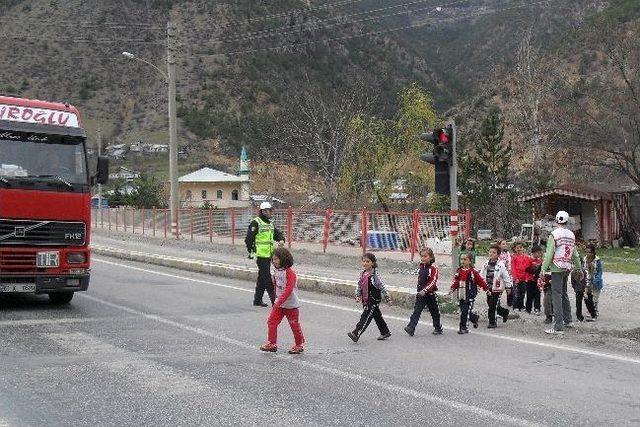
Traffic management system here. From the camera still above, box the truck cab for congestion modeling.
[0,96,107,304]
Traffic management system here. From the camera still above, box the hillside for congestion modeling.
[0,0,635,201]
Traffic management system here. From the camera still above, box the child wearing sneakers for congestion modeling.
[479,244,512,328]
[525,245,543,315]
[450,253,488,334]
[405,247,443,336]
[260,247,305,354]
[511,241,533,311]
[498,239,513,306]
[348,253,392,343]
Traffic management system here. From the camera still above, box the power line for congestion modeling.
[214,0,370,29]
[214,0,438,42]
[203,0,556,57]
[0,18,163,28]
[213,0,473,45]
[0,34,165,45]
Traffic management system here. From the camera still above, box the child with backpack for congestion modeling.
[583,244,604,320]
[404,247,443,336]
[260,247,305,354]
[348,253,392,343]
[479,244,512,328]
[450,253,488,334]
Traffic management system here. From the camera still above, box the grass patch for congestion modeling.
[596,248,640,275]
[438,297,458,315]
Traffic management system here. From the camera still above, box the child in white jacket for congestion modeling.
[479,244,513,328]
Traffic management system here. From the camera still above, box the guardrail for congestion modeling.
[91,207,471,261]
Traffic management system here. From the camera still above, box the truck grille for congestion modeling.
[0,250,37,273]
[0,219,85,246]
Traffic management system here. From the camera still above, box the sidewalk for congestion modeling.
[91,229,431,289]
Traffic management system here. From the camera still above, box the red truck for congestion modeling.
[0,96,108,304]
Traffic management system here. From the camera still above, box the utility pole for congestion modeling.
[97,127,103,224]
[167,20,179,238]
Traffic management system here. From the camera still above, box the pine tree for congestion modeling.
[459,109,525,238]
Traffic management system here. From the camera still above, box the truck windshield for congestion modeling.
[0,138,88,191]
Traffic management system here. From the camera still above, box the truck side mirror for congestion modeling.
[96,156,109,185]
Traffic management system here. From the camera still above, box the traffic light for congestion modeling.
[420,127,453,195]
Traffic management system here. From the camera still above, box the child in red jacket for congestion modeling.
[450,253,488,334]
[260,247,305,354]
[525,245,543,315]
[404,247,443,336]
[511,242,533,311]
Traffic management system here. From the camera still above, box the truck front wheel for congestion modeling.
[49,292,74,305]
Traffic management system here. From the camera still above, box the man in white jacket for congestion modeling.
[541,211,583,335]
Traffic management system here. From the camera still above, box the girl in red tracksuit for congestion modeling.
[260,247,305,354]
[450,253,488,334]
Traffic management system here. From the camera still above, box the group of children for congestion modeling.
[259,239,604,351]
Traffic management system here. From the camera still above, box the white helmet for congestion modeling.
[555,210,570,224]
[259,201,273,211]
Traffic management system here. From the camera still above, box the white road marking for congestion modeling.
[0,317,135,327]
[46,331,206,396]
[79,292,543,427]
[92,257,640,366]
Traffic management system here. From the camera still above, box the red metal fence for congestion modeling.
[91,207,471,261]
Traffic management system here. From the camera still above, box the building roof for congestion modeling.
[250,194,285,204]
[519,185,612,202]
[179,167,249,183]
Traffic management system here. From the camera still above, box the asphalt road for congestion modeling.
[1,256,639,427]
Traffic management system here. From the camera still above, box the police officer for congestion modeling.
[245,202,285,307]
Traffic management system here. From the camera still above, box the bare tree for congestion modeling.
[557,27,640,188]
[275,79,372,205]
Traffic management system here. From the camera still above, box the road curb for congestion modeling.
[92,245,422,309]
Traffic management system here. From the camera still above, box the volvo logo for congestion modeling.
[14,226,26,237]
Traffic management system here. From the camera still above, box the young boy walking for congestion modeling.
[405,248,443,336]
[479,244,512,328]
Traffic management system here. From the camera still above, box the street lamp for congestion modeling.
[121,22,179,237]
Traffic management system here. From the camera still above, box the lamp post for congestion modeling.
[121,21,179,237]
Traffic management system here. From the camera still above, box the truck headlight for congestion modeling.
[67,252,86,264]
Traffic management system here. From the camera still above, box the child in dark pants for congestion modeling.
[525,245,543,315]
[479,244,512,328]
[405,247,443,336]
[348,253,392,343]
[498,239,514,307]
[450,253,488,334]
[511,241,533,311]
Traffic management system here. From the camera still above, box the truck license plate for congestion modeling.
[0,284,36,293]
[37,251,60,268]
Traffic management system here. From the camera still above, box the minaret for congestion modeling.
[239,146,250,201]
[239,146,249,176]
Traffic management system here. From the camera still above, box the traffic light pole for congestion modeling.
[450,122,462,298]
